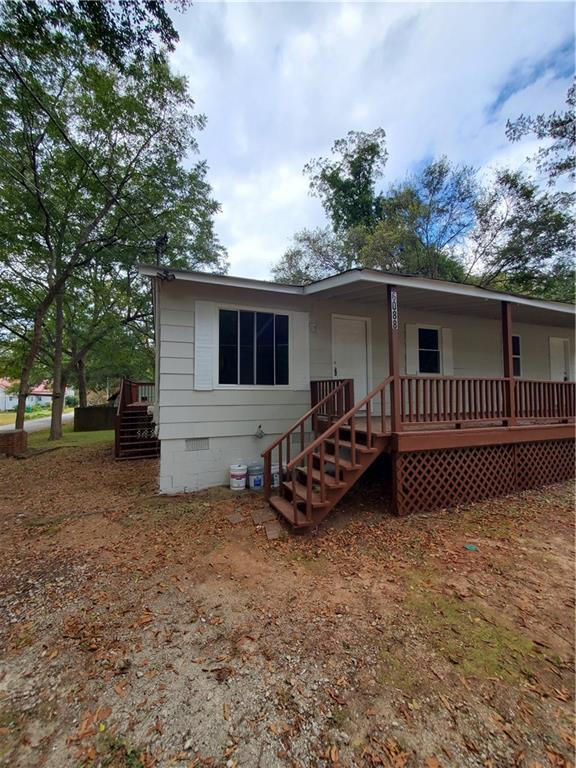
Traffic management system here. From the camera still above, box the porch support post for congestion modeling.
[501,301,516,425]
[387,284,402,432]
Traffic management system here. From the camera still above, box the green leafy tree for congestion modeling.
[468,169,574,301]
[275,154,471,284]
[506,79,576,185]
[0,34,226,434]
[304,129,388,232]
[0,0,187,65]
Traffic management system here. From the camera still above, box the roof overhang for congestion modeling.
[138,265,575,323]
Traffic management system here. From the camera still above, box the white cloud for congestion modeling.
[170,1,574,278]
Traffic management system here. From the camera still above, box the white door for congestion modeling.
[549,337,569,381]
[332,316,369,402]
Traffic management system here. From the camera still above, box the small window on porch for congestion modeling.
[512,335,521,377]
[418,327,441,374]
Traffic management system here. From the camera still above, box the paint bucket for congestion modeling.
[229,463,247,491]
[247,462,264,491]
[271,463,280,489]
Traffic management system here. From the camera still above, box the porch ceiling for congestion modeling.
[312,281,574,327]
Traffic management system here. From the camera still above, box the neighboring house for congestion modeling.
[138,265,575,526]
[0,379,18,411]
[0,379,75,411]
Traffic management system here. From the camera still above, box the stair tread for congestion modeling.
[281,480,330,507]
[338,425,386,437]
[269,496,314,527]
[323,438,376,453]
[296,467,346,488]
[314,454,361,470]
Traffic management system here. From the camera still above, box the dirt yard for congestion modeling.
[0,442,574,768]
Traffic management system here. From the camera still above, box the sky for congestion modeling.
[169,1,575,279]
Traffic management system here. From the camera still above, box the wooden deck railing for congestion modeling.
[400,376,508,424]
[279,376,393,526]
[114,377,156,458]
[310,378,354,429]
[262,379,353,501]
[516,379,575,420]
[399,376,574,425]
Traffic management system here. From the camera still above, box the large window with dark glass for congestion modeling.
[418,327,441,374]
[218,309,289,385]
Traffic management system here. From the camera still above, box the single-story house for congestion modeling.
[137,265,575,527]
[0,379,75,411]
[0,379,18,411]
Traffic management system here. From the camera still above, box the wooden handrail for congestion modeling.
[114,377,156,458]
[287,376,393,470]
[262,380,352,455]
[261,379,353,504]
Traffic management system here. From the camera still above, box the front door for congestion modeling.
[332,315,369,402]
[549,337,570,381]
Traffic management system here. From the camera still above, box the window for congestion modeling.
[218,309,289,386]
[418,327,441,374]
[512,335,521,377]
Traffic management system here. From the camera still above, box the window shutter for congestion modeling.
[441,327,454,375]
[405,324,418,374]
[291,312,310,390]
[194,301,216,390]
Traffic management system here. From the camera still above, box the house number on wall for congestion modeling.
[390,289,399,330]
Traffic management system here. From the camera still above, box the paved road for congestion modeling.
[0,410,74,433]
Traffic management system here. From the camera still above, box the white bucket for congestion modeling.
[248,462,264,491]
[230,463,247,491]
[271,463,280,489]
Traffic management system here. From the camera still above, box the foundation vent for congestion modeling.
[185,437,210,452]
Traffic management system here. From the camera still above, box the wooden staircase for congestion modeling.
[114,378,160,460]
[263,377,393,528]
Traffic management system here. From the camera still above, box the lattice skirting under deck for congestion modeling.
[394,438,575,516]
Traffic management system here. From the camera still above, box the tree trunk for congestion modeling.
[77,357,88,407]
[15,306,48,429]
[49,291,64,441]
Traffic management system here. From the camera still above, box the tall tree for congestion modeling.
[274,154,471,284]
[0,0,187,66]
[467,169,574,301]
[0,37,225,433]
[506,79,576,186]
[304,129,388,232]
[387,157,477,279]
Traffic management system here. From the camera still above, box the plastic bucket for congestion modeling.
[230,463,247,491]
[270,463,280,489]
[247,462,264,491]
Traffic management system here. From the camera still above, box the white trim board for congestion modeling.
[139,265,574,317]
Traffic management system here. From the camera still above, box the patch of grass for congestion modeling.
[26,512,69,536]
[86,734,146,768]
[0,407,73,426]
[28,423,113,450]
[282,550,329,574]
[0,706,21,759]
[407,593,534,681]
[378,639,433,697]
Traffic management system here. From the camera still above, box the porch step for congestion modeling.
[314,453,362,471]
[296,466,347,488]
[323,438,376,454]
[281,480,330,508]
[269,495,315,528]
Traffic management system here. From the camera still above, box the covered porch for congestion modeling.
[264,277,575,527]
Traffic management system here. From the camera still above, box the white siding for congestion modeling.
[157,280,574,493]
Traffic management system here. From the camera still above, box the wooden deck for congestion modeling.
[262,376,575,528]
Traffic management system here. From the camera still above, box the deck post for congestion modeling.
[387,284,402,432]
[501,301,516,426]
